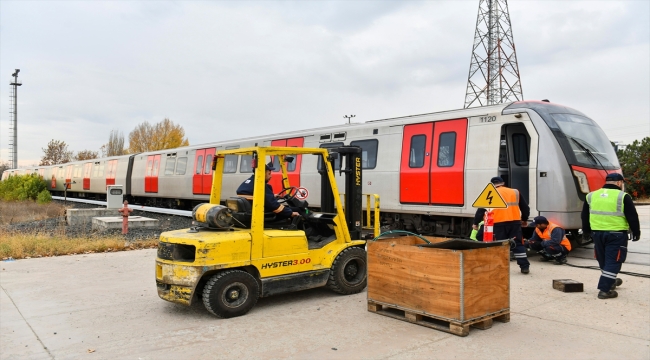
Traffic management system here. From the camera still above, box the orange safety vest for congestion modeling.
[492,186,521,223]
[534,222,572,251]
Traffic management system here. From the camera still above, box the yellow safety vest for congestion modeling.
[586,188,629,231]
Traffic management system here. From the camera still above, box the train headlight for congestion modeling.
[572,170,590,194]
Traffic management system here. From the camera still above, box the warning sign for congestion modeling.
[295,187,309,200]
[472,183,508,208]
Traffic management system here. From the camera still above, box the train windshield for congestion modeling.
[551,113,620,169]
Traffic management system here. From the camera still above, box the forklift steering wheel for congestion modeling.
[276,187,299,202]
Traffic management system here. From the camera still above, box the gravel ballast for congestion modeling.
[3,200,193,241]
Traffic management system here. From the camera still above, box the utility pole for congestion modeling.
[9,69,22,169]
[343,115,355,124]
[464,0,522,108]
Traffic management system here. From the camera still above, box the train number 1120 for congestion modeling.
[480,116,496,123]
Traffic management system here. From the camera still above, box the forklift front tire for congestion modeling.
[327,247,367,295]
[202,270,259,318]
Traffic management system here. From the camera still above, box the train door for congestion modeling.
[193,150,205,194]
[52,167,62,188]
[400,123,433,203]
[145,155,160,193]
[202,148,216,194]
[500,124,531,201]
[106,160,118,187]
[269,137,304,193]
[400,119,467,205]
[65,165,73,189]
[83,163,92,190]
[430,119,467,205]
[193,148,216,195]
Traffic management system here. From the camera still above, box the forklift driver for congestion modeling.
[236,162,299,220]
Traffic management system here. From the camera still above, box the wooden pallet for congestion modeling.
[368,300,510,337]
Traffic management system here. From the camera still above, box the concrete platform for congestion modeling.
[1,206,647,359]
[66,208,119,226]
[91,216,158,230]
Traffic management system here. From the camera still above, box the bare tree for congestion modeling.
[40,140,73,165]
[74,150,99,161]
[100,129,126,157]
[129,118,189,153]
[0,160,10,173]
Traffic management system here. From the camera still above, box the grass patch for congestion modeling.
[0,200,67,225]
[0,229,158,260]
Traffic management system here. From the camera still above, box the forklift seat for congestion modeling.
[228,197,287,229]
[228,197,252,228]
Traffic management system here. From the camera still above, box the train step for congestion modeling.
[367,300,510,337]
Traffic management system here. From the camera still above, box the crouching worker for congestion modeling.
[527,216,571,265]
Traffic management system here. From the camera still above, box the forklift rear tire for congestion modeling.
[327,247,367,294]
[202,270,259,318]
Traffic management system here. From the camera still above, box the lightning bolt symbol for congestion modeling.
[486,190,493,205]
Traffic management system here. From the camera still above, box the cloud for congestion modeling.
[0,1,648,166]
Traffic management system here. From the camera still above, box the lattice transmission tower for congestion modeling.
[9,69,22,169]
[464,0,523,108]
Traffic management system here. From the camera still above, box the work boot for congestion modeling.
[521,268,530,274]
[538,255,552,262]
[611,278,623,290]
[598,290,618,299]
[554,256,567,265]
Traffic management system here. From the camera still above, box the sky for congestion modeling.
[1,0,648,167]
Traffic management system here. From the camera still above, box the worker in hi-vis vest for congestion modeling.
[526,216,572,265]
[489,177,530,274]
[581,173,640,300]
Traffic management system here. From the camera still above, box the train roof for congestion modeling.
[4,101,584,171]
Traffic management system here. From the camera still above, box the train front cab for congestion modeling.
[503,101,621,244]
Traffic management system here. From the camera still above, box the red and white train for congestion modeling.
[3,101,621,243]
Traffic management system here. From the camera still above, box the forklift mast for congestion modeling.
[319,146,362,240]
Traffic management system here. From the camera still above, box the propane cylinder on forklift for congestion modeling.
[192,203,233,229]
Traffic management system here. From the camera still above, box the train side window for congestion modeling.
[498,135,508,168]
[165,157,177,176]
[271,155,281,172]
[317,142,344,171]
[350,139,378,169]
[204,154,213,174]
[175,157,187,175]
[287,154,297,172]
[409,135,426,168]
[240,155,253,173]
[512,134,529,166]
[224,155,239,173]
[271,154,297,172]
[196,156,203,175]
[437,132,456,167]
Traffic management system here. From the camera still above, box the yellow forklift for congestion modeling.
[155,146,379,318]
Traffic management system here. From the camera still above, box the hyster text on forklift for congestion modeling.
[155,146,380,318]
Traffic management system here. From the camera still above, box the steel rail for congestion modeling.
[52,196,193,217]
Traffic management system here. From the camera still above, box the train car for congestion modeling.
[46,155,133,198]
[2,101,620,244]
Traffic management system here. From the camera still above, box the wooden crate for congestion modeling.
[367,236,510,336]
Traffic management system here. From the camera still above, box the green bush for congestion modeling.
[37,189,53,204]
[0,174,49,202]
